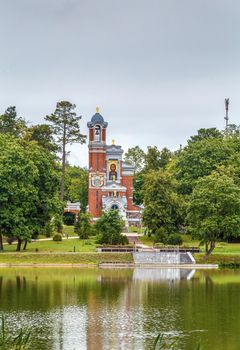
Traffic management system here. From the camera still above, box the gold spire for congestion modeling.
[96,106,100,113]
[112,139,115,145]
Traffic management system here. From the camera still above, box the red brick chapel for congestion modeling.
[87,108,141,227]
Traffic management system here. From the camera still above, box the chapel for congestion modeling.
[87,108,141,227]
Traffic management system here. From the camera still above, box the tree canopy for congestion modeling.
[65,165,88,212]
[174,136,240,194]
[142,170,182,233]
[24,124,59,154]
[187,168,240,258]
[0,134,61,251]
[0,106,26,138]
[95,210,127,245]
[124,146,145,173]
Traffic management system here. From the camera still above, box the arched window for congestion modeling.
[94,125,101,142]
[111,204,119,210]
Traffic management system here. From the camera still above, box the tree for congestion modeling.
[24,124,59,153]
[0,135,38,251]
[187,169,240,258]
[124,146,145,173]
[144,146,161,171]
[142,170,182,233]
[226,124,240,137]
[65,165,88,211]
[188,128,222,144]
[135,146,172,206]
[133,171,145,205]
[159,147,172,169]
[0,134,61,251]
[144,146,172,172]
[45,101,86,201]
[25,141,62,240]
[174,137,235,194]
[0,106,26,137]
[74,213,93,239]
[95,210,127,245]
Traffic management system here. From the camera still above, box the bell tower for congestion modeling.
[87,108,108,218]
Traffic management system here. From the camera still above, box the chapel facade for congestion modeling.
[87,108,141,227]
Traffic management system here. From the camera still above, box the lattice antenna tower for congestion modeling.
[224,98,229,132]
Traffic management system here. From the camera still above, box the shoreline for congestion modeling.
[0,262,218,269]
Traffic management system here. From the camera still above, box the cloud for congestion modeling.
[0,0,240,167]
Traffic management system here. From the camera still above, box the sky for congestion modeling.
[1,0,240,167]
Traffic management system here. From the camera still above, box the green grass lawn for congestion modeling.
[62,225,77,237]
[139,234,240,255]
[139,235,155,246]
[3,238,96,253]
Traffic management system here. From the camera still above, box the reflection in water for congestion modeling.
[133,268,195,281]
[52,307,87,350]
[0,268,240,350]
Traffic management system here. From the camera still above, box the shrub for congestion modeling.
[53,215,63,233]
[74,213,93,239]
[167,233,183,246]
[154,227,168,244]
[95,210,127,245]
[97,232,128,245]
[53,233,62,241]
[44,222,53,237]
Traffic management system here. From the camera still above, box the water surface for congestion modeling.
[0,267,239,350]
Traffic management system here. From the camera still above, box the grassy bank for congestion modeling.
[0,251,239,266]
[0,252,133,265]
[194,253,240,267]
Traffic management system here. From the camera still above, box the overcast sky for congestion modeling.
[1,0,240,166]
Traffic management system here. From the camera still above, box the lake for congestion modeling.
[0,267,239,350]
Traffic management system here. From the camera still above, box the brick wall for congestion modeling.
[122,175,136,210]
[88,188,102,218]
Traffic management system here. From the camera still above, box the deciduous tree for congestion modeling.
[142,170,182,233]
[24,124,59,154]
[174,137,234,194]
[0,106,26,137]
[0,134,61,251]
[188,128,222,144]
[65,165,88,211]
[187,169,240,258]
[144,146,172,171]
[124,146,145,173]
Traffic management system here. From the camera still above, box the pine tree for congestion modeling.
[45,101,86,201]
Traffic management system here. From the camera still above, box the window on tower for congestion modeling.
[94,125,101,142]
[111,204,119,211]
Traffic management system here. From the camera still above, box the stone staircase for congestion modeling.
[126,235,142,245]
[133,251,195,265]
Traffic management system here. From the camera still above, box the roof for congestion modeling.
[91,112,104,124]
[87,109,108,128]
